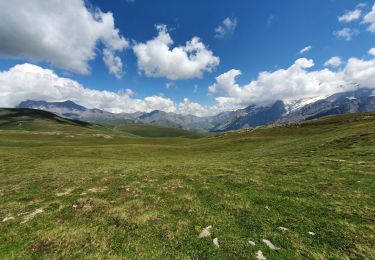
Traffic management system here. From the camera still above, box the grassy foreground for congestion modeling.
[0,111,374,259]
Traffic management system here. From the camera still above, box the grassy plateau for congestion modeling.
[0,108,374,259]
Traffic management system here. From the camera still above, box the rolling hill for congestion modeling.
[0,108,93,132]
[0,108,205,138]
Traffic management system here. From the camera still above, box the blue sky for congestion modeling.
[85,0,373,101]
[0,0,374,115]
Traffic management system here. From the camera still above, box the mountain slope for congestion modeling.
[280,88,375,123]
[16,87,375,132]
[0,108,204,138]
[17,100,213,131]
[17,100,134,125]
[212,100,286,131]
[0,108,93,132]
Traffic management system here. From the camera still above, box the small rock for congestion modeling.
[278,226,289,231]
[248,240,256,246]
[80,192,87,196]
[72,204,78,208]
[56,188,74,197]
[198,225,212,238]
[2,216,15,222]
[308,231,315,236]
[262,239,280,250]
[88,187,107,193]
[213,237,219,248]
[21,208,44,224]
[256,250,266,260]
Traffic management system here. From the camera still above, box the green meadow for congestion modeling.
[0,109,374,259]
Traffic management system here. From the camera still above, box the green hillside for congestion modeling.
[0,108,93,132]
[0,111,374,259]
[113,124,206,138]
[0,108,202,138]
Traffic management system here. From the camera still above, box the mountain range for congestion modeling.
[17,88,375,132]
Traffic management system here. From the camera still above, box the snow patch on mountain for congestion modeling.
[283,96,328,114]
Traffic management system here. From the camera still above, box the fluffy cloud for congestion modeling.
[178,98,209,117]
[324,56,343,68]
[0,63,175,113]
[299,46,312,55]
[215,17,237,38]
[208,58,340,109]
[338,5,363,23]
[363,3,375,32]
[369,47,375,56]
[133,25,219,80]
[103,49,124,79]
[334,28,359,40]
[0,0,128,77]
[208,55,375,112]
[343,57,375,87]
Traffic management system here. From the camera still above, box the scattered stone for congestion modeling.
[198,225,212,238]
[256,250,267,260]
[80,192,87,196]
[92,134,113,139]
[2,216,15,222]
[21,208,44,223]
[248,240,256,246]
[308,231,315,236]
[56,188,74,197]
[88,187,107,193]
[278,226,289,231]
[72,204,78,208]
[262,239,280,250]
[213,237,219,248]
[327,159,346,162]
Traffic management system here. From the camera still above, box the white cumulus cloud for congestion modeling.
[334,28,359,41]
[178,98,209,117]
[133,25,219,80]
[343,57,375,87]
[324,56,343,68]
[0,0,128,77]
[208,55,375,112]
[103,49,124,79]
[369,47,375,56]
[0,63,175,113]
[215,17,237,38]
[338,6,363,23]
[363,3,375,32]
